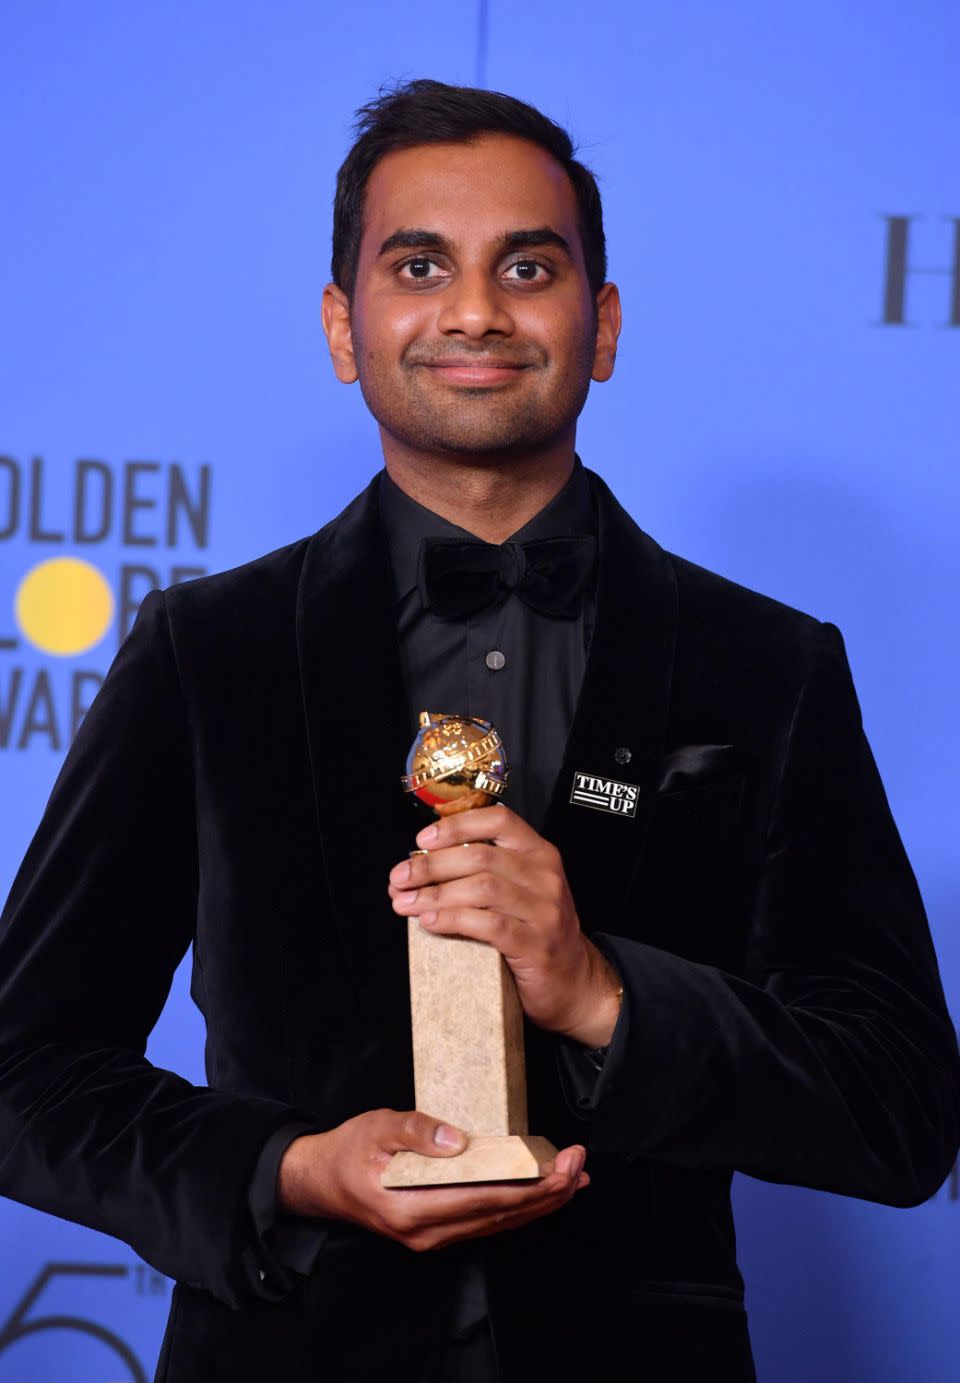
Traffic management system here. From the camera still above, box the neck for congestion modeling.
[381,438,577,544]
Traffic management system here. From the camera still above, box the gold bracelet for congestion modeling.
[584,984,624,1062]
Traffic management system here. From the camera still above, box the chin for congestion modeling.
[415,432,559,459]
[387,410,567,458]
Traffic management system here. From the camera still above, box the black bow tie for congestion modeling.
[418,534,597,619]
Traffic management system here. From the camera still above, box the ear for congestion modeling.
[591,282,622,383]
[321,282,358,384]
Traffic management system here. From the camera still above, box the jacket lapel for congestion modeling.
[541,470,679,935]
[296,473,418,1028]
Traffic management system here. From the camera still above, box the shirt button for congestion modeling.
[485,650,506,671]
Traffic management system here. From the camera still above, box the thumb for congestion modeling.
[385,1110,469,1157]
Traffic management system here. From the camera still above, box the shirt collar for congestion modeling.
[378,455,596,604]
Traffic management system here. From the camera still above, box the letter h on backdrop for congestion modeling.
[881,215,960,326]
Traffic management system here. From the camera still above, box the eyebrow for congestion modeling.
[376,226,573,259]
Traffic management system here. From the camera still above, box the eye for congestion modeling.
[503,259,551,283]
[396,256,447,281]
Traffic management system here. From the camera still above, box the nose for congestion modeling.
[435,266,515,339]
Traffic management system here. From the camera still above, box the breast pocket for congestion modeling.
[629,775,752,969]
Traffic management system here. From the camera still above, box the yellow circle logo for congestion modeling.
[15,556,114,656]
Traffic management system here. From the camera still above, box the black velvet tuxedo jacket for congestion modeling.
[0,467,957,1383]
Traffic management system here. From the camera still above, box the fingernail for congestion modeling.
[571,1151,585,1178]
[434,1124,467,1150]
[395,890,418,905]
[418,911,437,926]
[417,824,439,846]
[390,861,410,884]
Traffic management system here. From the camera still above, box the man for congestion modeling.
[0,79,957,1383]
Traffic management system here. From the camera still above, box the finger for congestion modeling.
[445,1153,590,1232]
[414,803,540,854]
[382,1145,588,1225]
[553,1144,586,1177]
[389,841,526,891]
[386,1172,571,1232]
[409,905,528,949]
[458,1169,590,1230]
[390,872,535,923]
[387,846,547,901]
[450,1159,588,1220]
[377,1110,470,1158]
[409,1163,591,1248]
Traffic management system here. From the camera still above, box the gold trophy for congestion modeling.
[381,712,559,1187]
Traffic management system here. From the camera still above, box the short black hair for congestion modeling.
[331,78,607,300]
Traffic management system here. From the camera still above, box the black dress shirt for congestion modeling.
[385,457,596,833]
[244,457,629,1334]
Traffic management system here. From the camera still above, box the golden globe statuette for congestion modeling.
[381,712,559,1187]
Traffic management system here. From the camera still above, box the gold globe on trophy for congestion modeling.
[382,711,559,1188]
[401,711,509,816]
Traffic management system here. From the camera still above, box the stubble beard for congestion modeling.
[355,346,596,460]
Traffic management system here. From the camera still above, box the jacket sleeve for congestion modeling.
[0,590,327,1307]
[246,1122,330,1296]
[585,620,960,1205]
[553,1022,619,1118]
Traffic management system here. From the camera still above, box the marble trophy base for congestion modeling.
[382,916,559,1188]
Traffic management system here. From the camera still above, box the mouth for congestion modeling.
[418,361,531,387]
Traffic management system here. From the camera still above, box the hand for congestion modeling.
[276,1109,590,1251]
[388,804,622,1046]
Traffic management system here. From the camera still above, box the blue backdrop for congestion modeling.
[1,4,956,1379]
